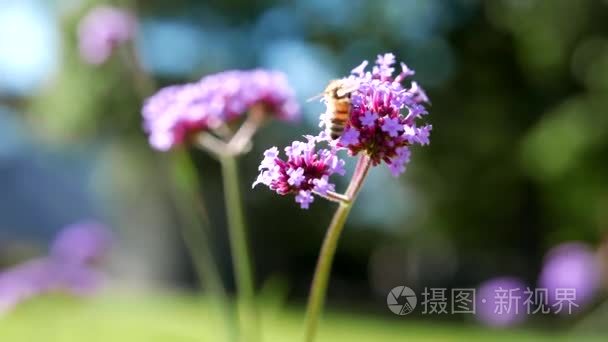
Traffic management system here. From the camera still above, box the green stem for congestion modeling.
[220,155,259,342]
[303,155,372,342]
[167,150,236,342]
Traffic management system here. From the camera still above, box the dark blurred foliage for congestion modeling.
[1,0,608,323]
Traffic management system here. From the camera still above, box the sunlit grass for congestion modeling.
[0,293,600,342]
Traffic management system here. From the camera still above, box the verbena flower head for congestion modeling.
[78,6,136,65]
[253,135,345,209]
[322,53,432,176]
[143,70,300,151]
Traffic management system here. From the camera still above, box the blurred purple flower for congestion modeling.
[476,277,527,327]
[50,221,114,266]
[253,135,345,209]
[78,6,136,65]
[323,53,432,176]
[0,222,112,314]
[143,70,300,151]
[538,242,600,311]
[0,260,51,313]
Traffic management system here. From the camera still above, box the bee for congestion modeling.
[309,79,360,140]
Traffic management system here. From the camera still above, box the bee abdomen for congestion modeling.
[329,127,345,140]
[326,117,346,140]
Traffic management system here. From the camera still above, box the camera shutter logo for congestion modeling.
[387,286,417,315]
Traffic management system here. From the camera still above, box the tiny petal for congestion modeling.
[400,62,415,77]
[287,167,305,187]
[416,125,432,145]
[339,127,360,146]
[381,117,402,137]
[387,147,411,177]
[360,111,378,128]
[259,147,279,170]
[376,53,396,68]
[313,176,335,195]
[404,125,432,146]
[295,190,314,209]
[409,81,430,104]
[252,169,272,188]
[351,60,369,77]
[329,156,347,176]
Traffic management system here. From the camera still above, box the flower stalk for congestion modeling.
[303,155,372,342]
[193,111,262,342]
[166,150,235,342]
[143,67,298,341]
[220,154,259,342]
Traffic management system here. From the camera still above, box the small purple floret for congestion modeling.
[253,136,345,209]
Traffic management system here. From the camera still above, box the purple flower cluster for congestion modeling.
[253,53,431,208]
[0,222,113,314]
[253,136,346,209]
[329,53,432,176]
[78,6,136,65]
[143,70,300,151]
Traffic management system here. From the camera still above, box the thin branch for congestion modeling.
[227,105,266,154]
[194,132,232,158]
[314,190,351,205]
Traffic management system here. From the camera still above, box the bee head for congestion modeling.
[325,80,351,99]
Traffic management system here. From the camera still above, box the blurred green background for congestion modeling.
[1,0,607,340]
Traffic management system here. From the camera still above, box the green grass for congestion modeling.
[0,294,601,342]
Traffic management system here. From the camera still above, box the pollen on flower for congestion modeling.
[253,136,346,209]
[320,53,432,176]
[142,69,300,151]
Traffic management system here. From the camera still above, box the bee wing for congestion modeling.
[335,80,360,97]
[306,92,325,102]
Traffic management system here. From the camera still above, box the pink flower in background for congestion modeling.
[78,6,136,65]
[0,221,113,314]
[142,69,300,151]
[538,242,600,312]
